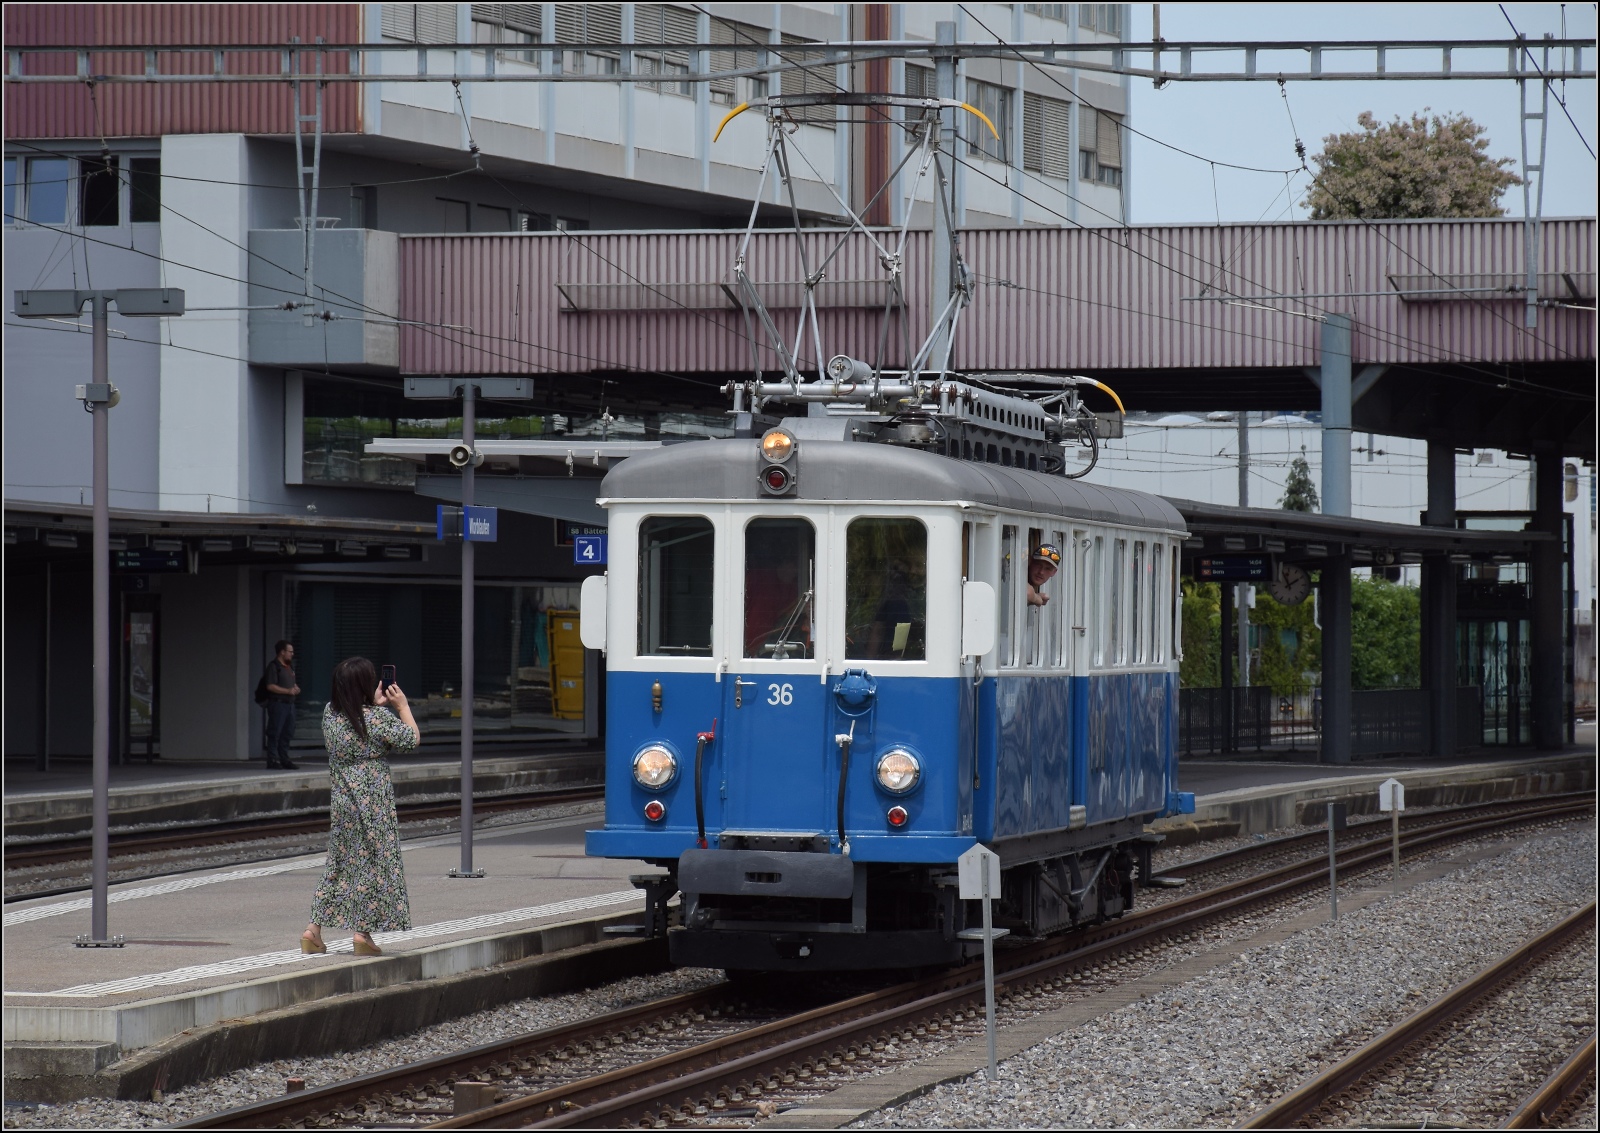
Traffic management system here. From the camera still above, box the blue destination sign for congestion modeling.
[113,549,186,572]
[574,534,607,565]
[1196,555,1270,581]
[436,504,499,542]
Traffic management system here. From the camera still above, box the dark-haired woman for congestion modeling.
[300,656,420,956]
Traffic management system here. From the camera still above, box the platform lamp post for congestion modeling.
[13,288,185,946]
[405,376,534,878]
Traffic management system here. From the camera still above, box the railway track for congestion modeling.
[2,784,605,872]
[1504,1031,1597,1129]
[1242,902,1596,1129]
[181,792,1593,1131]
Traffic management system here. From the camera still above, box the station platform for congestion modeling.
[3,746,603,840]
[3,742,1593,1103]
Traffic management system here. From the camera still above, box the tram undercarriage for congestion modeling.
[653,823,1162,973]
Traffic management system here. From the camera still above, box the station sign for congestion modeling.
[113,549,186,572]
[556,521,607,547]
[1196,554,1270,581]
[436,504,499,543]
[574,534,608,565]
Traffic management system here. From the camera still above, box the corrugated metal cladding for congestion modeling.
[398,219,1594,376]
[4,5,359,139]
[401,229,933,377]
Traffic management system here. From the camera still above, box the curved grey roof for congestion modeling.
[602,439,1187,533]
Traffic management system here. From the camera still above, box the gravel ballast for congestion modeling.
[853,823,1596,1130]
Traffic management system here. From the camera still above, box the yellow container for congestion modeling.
[547,609,585,720]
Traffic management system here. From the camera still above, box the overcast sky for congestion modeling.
[1123,3,1597,224]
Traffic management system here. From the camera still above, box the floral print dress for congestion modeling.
[310,704,418,933]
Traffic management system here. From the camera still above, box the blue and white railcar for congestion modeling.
[583,420,1194,972]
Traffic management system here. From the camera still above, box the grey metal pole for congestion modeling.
[1320,315,1352,518]
[1219,579,1234,753]
[1322,553,1353,764]
[982,864,997,1080]
[457,382,481,877]
[90,293,111,943]
[1391,807,1400,898]
[1237,412,1249,689]
[929,20,956,371]
[1326,802,1338,922]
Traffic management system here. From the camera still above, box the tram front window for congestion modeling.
[744,519,814,659]
[845,518,927,661]
[639,516,714,656]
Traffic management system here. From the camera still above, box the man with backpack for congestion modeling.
[257,640,301,770]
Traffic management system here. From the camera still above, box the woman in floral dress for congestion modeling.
[301,656,420,956]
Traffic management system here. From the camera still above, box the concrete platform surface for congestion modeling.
[3,806,643,1044]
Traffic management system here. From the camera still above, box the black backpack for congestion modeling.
[253,665,272,706]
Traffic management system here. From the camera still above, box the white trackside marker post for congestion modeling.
[1379,778,1406,897]
[957,843,1007,1081]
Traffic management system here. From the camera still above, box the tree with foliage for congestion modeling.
[1281,451,1320,513]
[1251,586,1321,698]
[1179,579,1220,688]
[1350,576,1421,689]
[1303,110,1521,220]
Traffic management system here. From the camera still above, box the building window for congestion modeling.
[1079,105,1124,187]
[382,4,458,44]
[519,210,552,231]
[129,157,161,222]
[20,155,69,225]
[965,80,1011,163]
[471,3,541,64]
[79,155,120,227]
[1023,4,1071,20]
[779,32,836,127]
[476,203,514,231]
[438,198,470,232]
[709,17,769,106]
[1023,92,1071,178]
[1080,4,1125,38]
[554,3,622,75]
[634,3,697,97]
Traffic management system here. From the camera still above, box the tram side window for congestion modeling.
[1171,541,1183,661]
[1132,541,1145,664]
[1111,538,1127,665]
[1090,535,1105,666]
[744,518,814,659]
[1151,542,1165,663]
[998,525,1018,664]
[846,518,927,661]
[638,517,715,656]
[1048,527,1068,666]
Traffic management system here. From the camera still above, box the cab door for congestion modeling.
[717,515,830,836]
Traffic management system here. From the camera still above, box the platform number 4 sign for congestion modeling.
[574,535,607,565]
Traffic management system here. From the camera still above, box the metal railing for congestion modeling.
[1179,686,1484,758]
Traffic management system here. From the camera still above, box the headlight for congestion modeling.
[876,748,921,794]
[632,745,677,790]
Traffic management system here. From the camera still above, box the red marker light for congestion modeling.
[763,467,790,492]
[643,800,666,822]
[886,806,908,827]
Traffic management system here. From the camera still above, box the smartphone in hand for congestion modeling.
[380,664,397,692]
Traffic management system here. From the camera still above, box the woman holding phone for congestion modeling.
[300,657,420,956]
